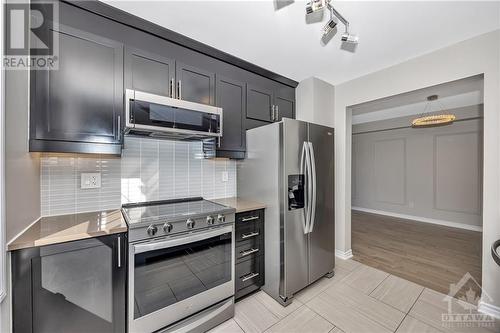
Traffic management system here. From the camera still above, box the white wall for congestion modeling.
[296,77,335,127]
[352,105,483,230]
[334,30,500,312]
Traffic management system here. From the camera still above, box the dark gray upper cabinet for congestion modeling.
[274,95,295,121]
[246,84,274,122]
[125,47,175,97]
[176,62,215,105]
[216,75,246,156]
[30,24,123,155]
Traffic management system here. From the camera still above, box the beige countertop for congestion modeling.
[8,210,127,251]
[211,197,266,213]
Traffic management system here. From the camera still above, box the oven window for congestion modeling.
[133,232,232,319]
[131,100,220,134]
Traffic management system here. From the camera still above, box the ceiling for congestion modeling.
[104,1,500,85]
[351,75,483,124]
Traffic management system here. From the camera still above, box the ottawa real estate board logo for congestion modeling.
[4,0,59,70]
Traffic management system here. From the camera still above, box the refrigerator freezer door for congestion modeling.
[282,119,309,297]
[307,123,335,283]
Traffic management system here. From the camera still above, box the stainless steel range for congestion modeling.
[122,197,236,333]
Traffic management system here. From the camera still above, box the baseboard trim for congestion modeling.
[335,249,353,260]
[351,207,482,232]
[478,300,500,320]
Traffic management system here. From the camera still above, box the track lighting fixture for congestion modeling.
[306,0,328,16]
[307,0,358,46]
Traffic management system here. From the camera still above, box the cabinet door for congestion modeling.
[30,25,123,146]
[246,84,274,122]
[274,95,295,121]
[125,47,175,97]
[176,62,215,105]
[12,234,127,333]
[216,75,246,152]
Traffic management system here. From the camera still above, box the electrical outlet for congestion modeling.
[222,171,229,182]
[81,172,101,189]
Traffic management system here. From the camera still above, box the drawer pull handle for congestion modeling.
[241,272,260,282]
[242,216,259,222]
[240,248,259,257]
[241,232,259,239]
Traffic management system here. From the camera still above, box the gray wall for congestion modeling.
[352,105,483,229]
[296,77,335,127]
[5,68,41,243]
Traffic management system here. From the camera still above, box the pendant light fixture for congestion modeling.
[411,95,456,127]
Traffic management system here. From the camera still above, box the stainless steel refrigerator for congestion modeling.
[238,118,335,306]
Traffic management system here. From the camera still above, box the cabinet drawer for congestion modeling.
[236,238,263,263]
[235,221,262,244]
[236,210,263,224]
[235,255,263,291]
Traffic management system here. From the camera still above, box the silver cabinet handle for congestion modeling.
[271,105,275,122]
[117,115,121,141]
[117,236,122,268]
[241,272,260,282]
[275,105,279,121]
[241,231,259,239]
[241,216,259,222]
[240,248,259,257]
[177,80,182,99]
[170,78,175,98]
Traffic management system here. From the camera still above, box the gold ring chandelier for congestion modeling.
[412,95,456,127]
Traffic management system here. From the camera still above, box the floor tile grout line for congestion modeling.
[261,303,307,332]
[303,302,343,332]
[391,287,428,333]
[367,272,391,296]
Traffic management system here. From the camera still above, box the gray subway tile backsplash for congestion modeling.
[40,136,237,216]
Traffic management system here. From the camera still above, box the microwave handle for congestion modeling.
[133,225,233,254]
[177,80,182,100]
[169,78,175,98]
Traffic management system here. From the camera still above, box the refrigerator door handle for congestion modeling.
[307,142,317,233]
[300,142,310,234]
[305,142,313,234]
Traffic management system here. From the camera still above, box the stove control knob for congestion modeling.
[147,225,158,236]
[163,223,173,233]
[217,214,225,223]
[206,216,215,225]
[186,219,195,229]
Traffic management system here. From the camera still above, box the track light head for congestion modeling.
[322,19,337,37]
[341,32,359,44]
[306,0,327,16]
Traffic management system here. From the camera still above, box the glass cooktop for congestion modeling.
[122,198,229,226]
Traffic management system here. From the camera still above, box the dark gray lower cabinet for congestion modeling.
[11,233,126,333]
[235,209,265,300]
[216,75,246,159]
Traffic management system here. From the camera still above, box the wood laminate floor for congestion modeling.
[352,210,482,302]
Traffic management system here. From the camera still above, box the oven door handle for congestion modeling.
[133,225,233,254]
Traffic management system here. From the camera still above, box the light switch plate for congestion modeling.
[222,171,229,182]
[81,172,101,189]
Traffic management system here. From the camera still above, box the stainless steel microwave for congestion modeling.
[124,89,223,140]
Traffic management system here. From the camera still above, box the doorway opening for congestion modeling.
[350,75,483,301]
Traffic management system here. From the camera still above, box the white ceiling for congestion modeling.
[351,75,483,124]
[104,1,500,85]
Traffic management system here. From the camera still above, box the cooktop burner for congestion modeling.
[122,197,236,242]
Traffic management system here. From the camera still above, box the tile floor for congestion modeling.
[209,260,499,333]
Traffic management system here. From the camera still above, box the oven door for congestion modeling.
[128,225,234,333]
